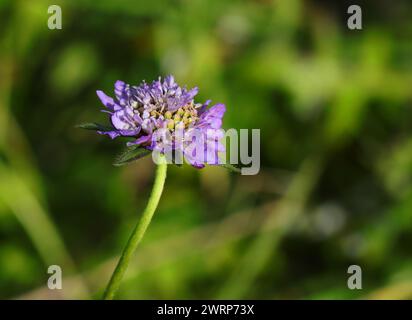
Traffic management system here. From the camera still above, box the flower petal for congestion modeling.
[111,109,136,131]
[114,80,131,106]
[97,130,122,139]
[126,134,152,147]
[96,90,119,111]
[199,103,226,129]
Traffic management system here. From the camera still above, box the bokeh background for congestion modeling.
[0,0,412,299]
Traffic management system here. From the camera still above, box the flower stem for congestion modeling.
[103,159,167,300]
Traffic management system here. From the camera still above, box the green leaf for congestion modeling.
[76,122,113,131]
[113,146,151,166]
[219,163,242,173]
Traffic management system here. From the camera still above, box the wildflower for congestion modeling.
[96,75,226,168]
[79,76,237,300]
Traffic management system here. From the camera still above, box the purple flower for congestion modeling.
[96,76,226,168]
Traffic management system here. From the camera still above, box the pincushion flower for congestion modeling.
[95,75,226,167]
[78,75,237,300]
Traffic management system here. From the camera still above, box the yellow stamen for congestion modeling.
[165,111,172,119]
[167,120,175,130]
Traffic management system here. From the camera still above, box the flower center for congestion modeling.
[159,103,199,131]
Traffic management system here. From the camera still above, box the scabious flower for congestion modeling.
[84,76,233,299]
[96,75,226,168]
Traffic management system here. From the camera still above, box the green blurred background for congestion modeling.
[0,0,412,299]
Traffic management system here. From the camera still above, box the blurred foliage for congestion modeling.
[0,0,412,299]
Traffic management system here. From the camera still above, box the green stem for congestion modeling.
[103,159,167,300]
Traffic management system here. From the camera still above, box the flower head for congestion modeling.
[96,75,226,168]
